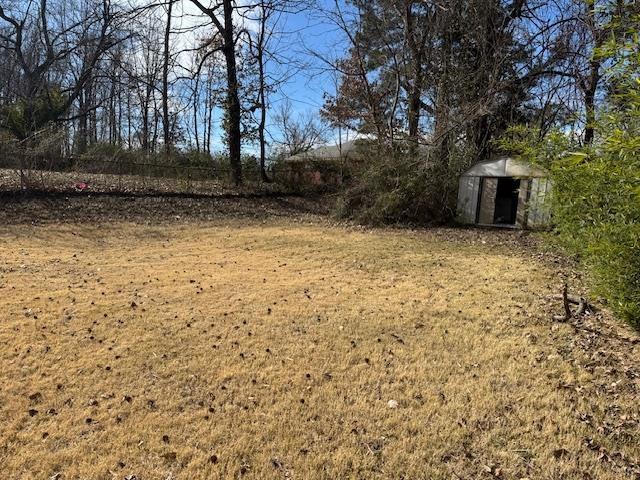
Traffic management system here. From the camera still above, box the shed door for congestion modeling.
[516,179,532,228]
[457,176,481,224]
[477,178,497,224]
[493,178,520,225]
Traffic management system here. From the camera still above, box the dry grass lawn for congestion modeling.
[1,219,638,479]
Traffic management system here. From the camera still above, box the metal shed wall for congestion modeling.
[527,178,552,228]
[478,178,498,224]
[456,176,480,223]
[516,179,531,228]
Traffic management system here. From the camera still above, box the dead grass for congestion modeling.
[0,219,638,479]
[0,168,237,196]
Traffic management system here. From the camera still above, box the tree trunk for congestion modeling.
[258,84,269,182]
[206,72,214,155]
[141,91,150,152]
[127,86,132,149]
[109,72,117,144]
[193,73,200,152]
[584,60,600,145]
[85,78,97,147]
[257,28,269,182]
[77,90,88,154]
[222,0,242,186]
[404,3,426,148]
[434,75,451,167]
[162,0,173,157]
[407,74,422,144]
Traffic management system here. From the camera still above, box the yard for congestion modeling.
[0,199,638,479]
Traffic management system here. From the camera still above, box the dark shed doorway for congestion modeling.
[493,178,520,225]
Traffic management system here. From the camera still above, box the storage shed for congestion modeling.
[456,156,551,229]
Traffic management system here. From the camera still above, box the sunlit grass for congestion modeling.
[0,220,636,479]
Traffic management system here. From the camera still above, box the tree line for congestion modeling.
[0,0,636,185]
[321,0,635,158]
[0,0,314,185]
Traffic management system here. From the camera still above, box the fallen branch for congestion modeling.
[551,293,587,305]
[552,284,590,322]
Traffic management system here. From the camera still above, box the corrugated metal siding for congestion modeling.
[478,178,498,224]
[527,178,552,228]
[456,173,551,229]
[456,176,480,224]
[516,179,531,228]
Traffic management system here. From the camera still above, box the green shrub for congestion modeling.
[553,150,639,325]
[499,28,640,326]
[1,89,67,139]
[500,131,640,326]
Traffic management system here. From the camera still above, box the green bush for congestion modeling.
[500,131,640,326]
[499,29,640,326]
[553,150,640,325]
[1,89,67,140]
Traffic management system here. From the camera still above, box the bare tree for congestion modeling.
[273,100,326,157]
[248,1,274,181]
[162,0,175,156]
[188,0,243,185]
[242,0,311,181]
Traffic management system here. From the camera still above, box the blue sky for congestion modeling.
[261,1,348,146]
[172,0,350,152]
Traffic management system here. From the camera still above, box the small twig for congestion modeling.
[553,284,571,322]
[562,284,572,319]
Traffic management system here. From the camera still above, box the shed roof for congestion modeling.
[462,156,547,178]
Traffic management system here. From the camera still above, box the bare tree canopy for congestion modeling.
[0,0,636,184]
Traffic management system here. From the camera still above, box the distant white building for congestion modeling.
[457,156,551,229]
